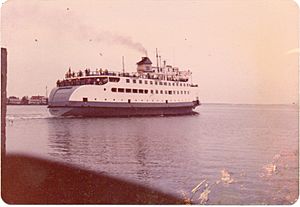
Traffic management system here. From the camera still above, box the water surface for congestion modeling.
[6,104,298,204]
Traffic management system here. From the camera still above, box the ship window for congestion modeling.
[172,83,175,86]
[86,78,93,85]
[133,89,138,93]
[151,90,154,94]
[155,81,158,85]
[128,99,131,103]
[118,88,124,93]
[83,97,88,102]
[166,100,168,104]
[138,89,143,93]
[176,83,178,86]
[168,83,171,86]
[181,91,183,94]
[160,90,163,94]
[109,77,120,82]
[156,90,158,94]
[145,90,148,94]
[173,91,176,94]
[104,88,106,91]
[139,80,142,84]
[150,81,153,85]
[145,80,148,84]
[111,88,117,92]
[125,88,131,93]
[180,83,182,86]
[164,82,167,86]
[99,77,108,85]
[165,90,168,94]
[159,82,163,85]
[184,91,186,94]
[177,91,179,94]
[168,90,172,95]
[126,79,130,83]
[187,91,189,94]
[133,79,136,83]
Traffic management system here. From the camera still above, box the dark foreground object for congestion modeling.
[2,154,183,204]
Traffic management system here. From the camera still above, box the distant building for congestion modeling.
[20,96,29,105]
[7,96,21,105]
[28,96,48,105]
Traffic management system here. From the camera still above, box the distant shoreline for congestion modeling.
[6,103,297,106]
[7,104,48,106]
[201,103,298,106]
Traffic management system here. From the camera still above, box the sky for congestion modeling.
[1,0,299,104]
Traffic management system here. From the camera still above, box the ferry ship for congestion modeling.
[48,56,200,117]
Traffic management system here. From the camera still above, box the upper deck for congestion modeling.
[57,71,198,88]
[56,56,198,88]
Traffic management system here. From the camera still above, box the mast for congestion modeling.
[122,56,125,73]
[156,48,159,73]
[159,55,162,71]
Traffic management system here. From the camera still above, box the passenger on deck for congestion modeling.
[65,68,72,78]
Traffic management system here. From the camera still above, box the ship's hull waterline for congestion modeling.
[48,101,200,117]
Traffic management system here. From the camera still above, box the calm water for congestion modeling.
[6,104,299,204]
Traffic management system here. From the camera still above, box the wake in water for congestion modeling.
[7,114,54,121]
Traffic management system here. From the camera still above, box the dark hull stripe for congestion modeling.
[49,106,198,117]
[48,101,200,117]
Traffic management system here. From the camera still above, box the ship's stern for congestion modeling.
[48,86,79,116]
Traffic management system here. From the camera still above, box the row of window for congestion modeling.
[126,79,189,87]
[111,88,190,95]
[83,97,190,103]
[57,77,120,87]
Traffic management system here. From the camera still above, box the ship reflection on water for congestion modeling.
[46,117,153,184]
[6,104,299,204]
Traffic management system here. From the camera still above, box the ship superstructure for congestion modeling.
[48,56,200,117]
